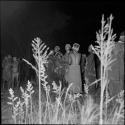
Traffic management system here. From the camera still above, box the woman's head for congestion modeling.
[65,44,71,51]
[72,43,80,52]
[119,31,125,42]
[88,45,93,53]
[54,46,60,52]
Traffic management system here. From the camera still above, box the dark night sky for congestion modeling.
[1,1,125,61]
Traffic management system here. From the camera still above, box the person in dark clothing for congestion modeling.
[107,32,124,97]
[84,45,97,94]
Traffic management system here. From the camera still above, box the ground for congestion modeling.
[1,82,101,124]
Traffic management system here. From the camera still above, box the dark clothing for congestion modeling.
[85,53,96,94]
[106,41,124,97]
[85,53,96,84]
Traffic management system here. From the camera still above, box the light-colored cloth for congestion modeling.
[65,65,82,93]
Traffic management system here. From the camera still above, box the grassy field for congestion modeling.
[1,14,124,124]
[1,82,124,124]
[1,84,99,124]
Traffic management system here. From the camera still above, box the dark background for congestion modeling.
[1,1,125,62]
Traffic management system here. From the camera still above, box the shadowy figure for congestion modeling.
[84,45,96,94]
[80,54,87,93]
[2,55,13,89]
[53,46,65,83]
[46,46,64,88]
[94,54,101,88]
[63,44,71,87]
[11,57,19,88]
[107,32,124,97]
[54,46,63,60]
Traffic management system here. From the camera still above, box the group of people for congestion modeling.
[46,43,85,94]
[2,32,124,99]
[46,31,124,98]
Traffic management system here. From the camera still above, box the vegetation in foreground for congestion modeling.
[3,14,124,124]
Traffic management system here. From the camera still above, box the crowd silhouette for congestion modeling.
[1,32,124,99]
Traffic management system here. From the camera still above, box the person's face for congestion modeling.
[120,35,125,42]
[65,45,71,52]
[65,46,70,51]
[55,48,57,52]
[73,47,79,52]
[88,46,92,53]
[55,47,59,52]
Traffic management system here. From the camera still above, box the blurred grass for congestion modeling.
[1,81,124,124]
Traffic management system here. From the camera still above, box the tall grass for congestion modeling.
[91,14,124,124]
[6,15,124,124]
[23,37,51,124]
[7,80,34,124]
